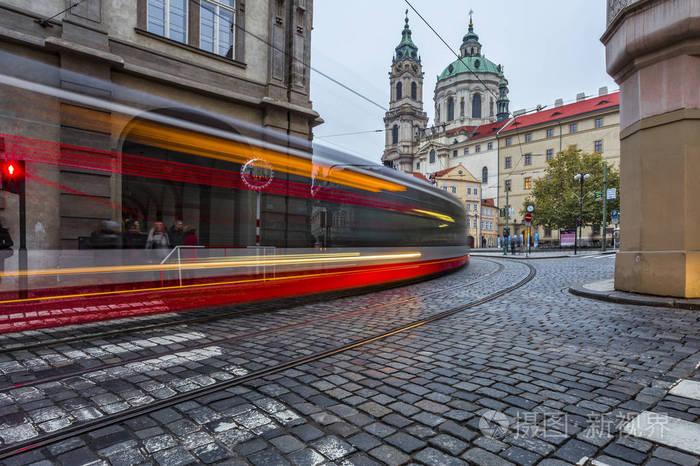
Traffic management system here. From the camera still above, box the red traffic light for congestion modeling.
[1,160,24,194]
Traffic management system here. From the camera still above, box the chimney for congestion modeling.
[598,86,608,96]
[513,109,526,117]
[554,98,563,107]
[576,92,586,102]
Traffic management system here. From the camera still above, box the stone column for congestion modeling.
[602,0,700,297]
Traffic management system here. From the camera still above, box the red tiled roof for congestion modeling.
[411,172,431,183]
[432,167,453,177]
[445,121,506,143]
[446,125,476,135]
[481,198,495,207]
[501,92,619,134]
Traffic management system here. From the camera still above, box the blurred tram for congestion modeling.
[0,53,468,333]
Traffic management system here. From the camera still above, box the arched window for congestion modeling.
[411,82,417,99]
[482,166,488,183]
[396,82,402,100]
[472,93,482,118]
[460,97,465,117]
[490,98,494,116]
[447,97,455,121]
[429,149,435,164]
[392,125,398,144]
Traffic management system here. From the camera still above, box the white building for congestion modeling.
[382,12,510,204]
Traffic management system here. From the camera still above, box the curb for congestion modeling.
[569,285,700,310]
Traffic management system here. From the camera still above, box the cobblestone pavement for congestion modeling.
[2,255,699,465]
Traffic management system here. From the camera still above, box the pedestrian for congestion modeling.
[0,220,13,284]
[169,220,184,246]
[183,225,197,247]
[510,235,515,255]
[146,221,170,249]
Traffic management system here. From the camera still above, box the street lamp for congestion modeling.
[573,173,590,255]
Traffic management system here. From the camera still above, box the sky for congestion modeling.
[309,0,617,163]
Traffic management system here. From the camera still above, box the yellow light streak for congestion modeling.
[124,119,406,193]
[0,252,422,278]
[0,256,462,305]
[412,209,455,223]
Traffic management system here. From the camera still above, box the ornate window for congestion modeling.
[392,125,398,144]
[429,149,435,164]
[460,97,465,117]
[200,0,235,58]
[396,82,402,100]
[147,0,187,43]
[482,166,488,183]
[490,98,494,116]
[472,93,481,118]
[447,97,455,121]
[411,82,417,99]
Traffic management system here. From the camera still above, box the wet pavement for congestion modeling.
[0,255,699,465]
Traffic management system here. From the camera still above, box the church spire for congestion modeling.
[497,65,510,122]
[394,10,419,62]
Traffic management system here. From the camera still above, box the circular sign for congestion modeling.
[241,158,274,191]
[524,212,533,223]
[526,204,535,213]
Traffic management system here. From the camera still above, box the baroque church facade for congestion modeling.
[382,12,510,203]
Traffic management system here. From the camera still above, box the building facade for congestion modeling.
[480,198,497,247]
[0,0,320,252]
[497,90,620,243]
[433,164,481,247]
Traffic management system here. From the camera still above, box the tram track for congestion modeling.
[0,259,504,391]
[0,259,535,461]
[0,258,494,355]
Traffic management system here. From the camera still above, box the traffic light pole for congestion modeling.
[18,161,27,299]
[601,162,608,252]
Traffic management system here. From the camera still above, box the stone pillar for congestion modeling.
[602,0,700,297]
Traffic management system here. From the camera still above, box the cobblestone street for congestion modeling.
[1,255,699,465]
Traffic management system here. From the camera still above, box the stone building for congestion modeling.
[382,11,510,204]
[433,164,481,247]
[0,0,320,256]
[497,90,620,243]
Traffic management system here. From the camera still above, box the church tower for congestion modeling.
[497,67,510,122]
[381,11,428,172]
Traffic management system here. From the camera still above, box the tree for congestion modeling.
[521,147,620,231]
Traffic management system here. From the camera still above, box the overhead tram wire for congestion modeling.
[316,129,384,138]
[189,0,388,113]
[36,0,87,27]
[403,0,499,101]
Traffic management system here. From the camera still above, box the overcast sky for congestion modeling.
[309,0,617,163]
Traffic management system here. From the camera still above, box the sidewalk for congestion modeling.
[471,248,618,259]
[570,278,700,310]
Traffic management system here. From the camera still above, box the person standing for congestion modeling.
[146,222,170,249]
[169,220,184,247]
[0,220,13,284]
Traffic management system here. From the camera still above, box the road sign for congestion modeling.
[524,212,533,223]
[594,191,603,200]
[526,204,535,213]
[607,188,617,200]
[611,209,619,224]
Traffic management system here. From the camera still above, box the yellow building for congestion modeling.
[497,90,620,245]
[480,199,498,247]
[433,164,482,248]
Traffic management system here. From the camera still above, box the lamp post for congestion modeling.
[573,172,590,255]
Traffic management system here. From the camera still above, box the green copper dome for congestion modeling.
[438,55,500,81]
[394,11,419,62]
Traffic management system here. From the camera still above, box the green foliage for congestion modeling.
[521,147,620,231]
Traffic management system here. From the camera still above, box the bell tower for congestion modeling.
[381,11,428,172]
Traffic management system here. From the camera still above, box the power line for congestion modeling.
[36,0,87,27]
[316,129,384,138]
[190,0,388,112]
[404,0,499,101]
